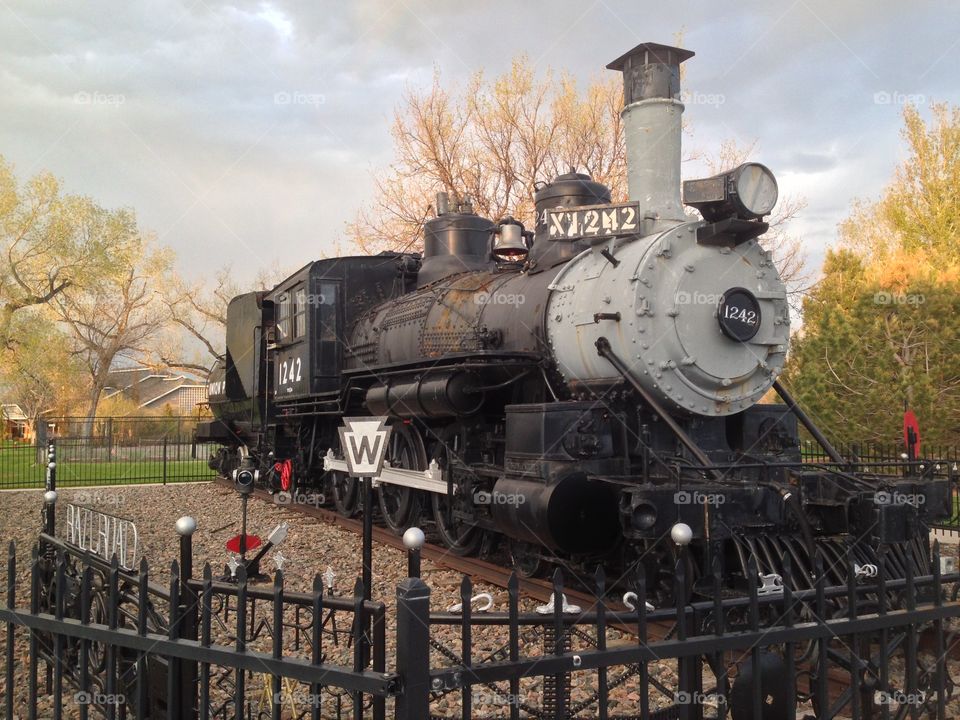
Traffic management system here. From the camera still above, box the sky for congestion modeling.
[1,0,957,286]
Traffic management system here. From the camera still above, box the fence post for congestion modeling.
[163,437,168,485]
[42,444,57,537]
[671,523,699,720]
[43,490,57,538]
[45,443,56,493]
[176,516,199,719]
[35,422,47,467]
[395,531,430,720]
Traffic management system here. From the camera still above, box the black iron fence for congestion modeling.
[3,532,389,720]
[801,440,960,468]
[801,440,960,534]
[3,488,960,717]
[0,416,217,489]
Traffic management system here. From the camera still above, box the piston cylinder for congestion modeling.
[490,472,620,553]
[365,371,483,418]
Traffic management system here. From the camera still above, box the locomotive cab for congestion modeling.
[266,253,420,407]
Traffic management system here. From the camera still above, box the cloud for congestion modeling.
[0,0,958,286]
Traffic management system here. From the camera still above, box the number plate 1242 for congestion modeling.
[546,202,641,242]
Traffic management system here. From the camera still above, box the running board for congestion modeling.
[322,449,454,494]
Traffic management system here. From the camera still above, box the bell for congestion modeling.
[492,218,530,261]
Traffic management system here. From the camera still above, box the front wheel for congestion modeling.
[509,539,544,578]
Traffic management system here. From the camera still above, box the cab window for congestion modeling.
[276,293,291,342]
[317,281,339,376]
[293,286,307,338]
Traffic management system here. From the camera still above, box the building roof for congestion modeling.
[103,368,207,410]
[1,404,27,422]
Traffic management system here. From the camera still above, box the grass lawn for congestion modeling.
[0,440,215,488]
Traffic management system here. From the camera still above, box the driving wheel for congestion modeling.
[377,422,426,535]
[430,423,484,556]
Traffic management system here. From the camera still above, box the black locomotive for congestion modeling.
[197,43,950,603]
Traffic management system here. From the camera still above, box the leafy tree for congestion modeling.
[0,156,136,345]
[785,103,960,447]
[0,311,87,422]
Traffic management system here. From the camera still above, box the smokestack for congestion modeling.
[607,43,694,225]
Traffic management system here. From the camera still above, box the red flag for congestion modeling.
[226,534,262,553]
[903,410,922,458]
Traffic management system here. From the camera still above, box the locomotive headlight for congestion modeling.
[683,162,778,221]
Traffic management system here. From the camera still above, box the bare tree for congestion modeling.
[160,267,239,372]
[347,59,627,255]
[54,237,172,427]
[158,262,292,372]
[347,57,807,294]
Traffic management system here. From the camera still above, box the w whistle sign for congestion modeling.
[339,417,392,478]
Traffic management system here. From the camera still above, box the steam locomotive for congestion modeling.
[197,43,950,603]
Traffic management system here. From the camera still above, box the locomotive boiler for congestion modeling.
[196,42,949,603]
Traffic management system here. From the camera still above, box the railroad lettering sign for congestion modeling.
[338,416,392,477]
[545,202,641,242]
[64,503,139,569]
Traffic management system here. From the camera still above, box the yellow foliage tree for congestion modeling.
[785,103,960,445]
[0,156,138,345]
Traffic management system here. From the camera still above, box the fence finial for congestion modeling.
[670,522,693,546]
[402,527,425,551]
[175,516,197,536]
[403,527,425,578]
